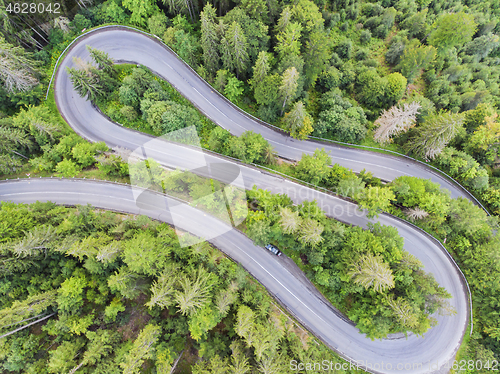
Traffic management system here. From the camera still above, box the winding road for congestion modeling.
[0,27,472,373]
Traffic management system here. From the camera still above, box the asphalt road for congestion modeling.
[0,178,466,373]
[6,26,468,373]
[55,27,477,203]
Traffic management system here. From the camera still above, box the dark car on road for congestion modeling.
[265,244,282,256]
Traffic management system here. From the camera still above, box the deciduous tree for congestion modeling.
[356,186,395,218]
[122,0,157,26]
[428,12,477,50]
[398,40,436,83]
[294,148,331,185]
[224,76,244,103]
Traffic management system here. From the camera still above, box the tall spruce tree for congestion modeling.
[200,4,220,74]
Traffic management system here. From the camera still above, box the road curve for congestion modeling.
[0,178,465,373]
[55,26,478,203]
[45,26,469,373]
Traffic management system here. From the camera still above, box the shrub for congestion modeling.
[360,30,372,44]
[55,159,81,178]
[120,106,138,122]
[336,40,353,60]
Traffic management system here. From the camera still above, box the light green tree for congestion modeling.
[298,218,324,247]
[406,112,464,159]
[428,12,477,50]
[275,23,302,59]
[145,265,178,309]
[0,290,57,334]
[348,252,395,293]
[229,341,251,374]
[279,67,299,115]
[235,305,255,341]
[332,175,363,200]
[226,22,249,78]
[148,13,169,36]
[356,186,395,218]
[215,287,238,316]
[188,304,221,341]
[282,101,313,139]
[120,323,161,374]
[386,296,419,329]
[250,51,272,87]
[55,159,81,178]
[122,0,158,26]
[107,266,145,300]
[385,72,407,106]
[71,141,107,167]
[224,76,244,103]
[398,40,436,82]
[294,148,331,185]
[48,340,85,374]
[56,275,87,314]
[175,267,213,315]
[68,330,116,374]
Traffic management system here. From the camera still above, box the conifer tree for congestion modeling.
[298,218,324,247]
[0,36,39,92]
[406,112,464,159]
[250,51,272,87]
[226,22,249,78]
[275,23,302,59]
[348,253,395,293]
[374,102,421,144]
[200,4,220,74]
[279,67,299,115]
[282,101,313,139]
[120,323,161,374]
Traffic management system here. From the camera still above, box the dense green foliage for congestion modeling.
[245,187,453,339]
[278,149,500,361]
[0,202,354,373]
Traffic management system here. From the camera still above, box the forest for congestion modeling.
[0,201,355,373]
[0,0,499,371]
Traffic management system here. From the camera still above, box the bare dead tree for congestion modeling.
[374,102,421,144]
